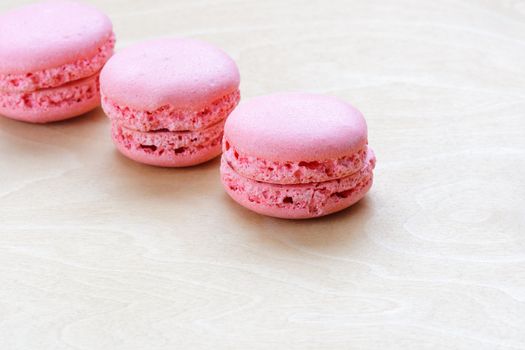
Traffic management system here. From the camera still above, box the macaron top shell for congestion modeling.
[0,1,113,74]
[100,38,240,111]
[224,93,368,162]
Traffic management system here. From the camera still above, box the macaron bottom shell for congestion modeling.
[221,150,376,219]
[111,119,225,167]
[0,74,101,123]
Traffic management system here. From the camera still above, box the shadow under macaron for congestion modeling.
[109,149,223,201]
[220,188,376,251]
[0,107,105,151]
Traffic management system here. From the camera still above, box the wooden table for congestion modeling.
[1,0,524,349]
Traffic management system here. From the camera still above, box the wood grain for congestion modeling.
[1,0,524,349]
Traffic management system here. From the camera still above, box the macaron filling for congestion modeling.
[0,34,115,93]
[223,138,369,184]
[103,89,240,132]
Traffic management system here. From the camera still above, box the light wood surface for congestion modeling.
[1,0,524,349]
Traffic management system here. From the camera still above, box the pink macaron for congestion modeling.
[101,38,240,167]
[221,93,376,219]
[0,1,115,123]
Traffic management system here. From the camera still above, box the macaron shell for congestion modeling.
[221,150,375,219]
[0,74,100,123]
[224,93,368,162]
[0,1,114,74]
[100,38,240,111]
[223,175,373,219]
[0,34,115,93]
[113,134,222,168]
[111,120,225,167]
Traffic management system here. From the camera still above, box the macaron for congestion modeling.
[0,1,115,123]
[221,93,376,219]
[101,38,241,167]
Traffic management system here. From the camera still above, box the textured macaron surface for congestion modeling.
[100,38,240,112]
[224,93,368,162]
[0,1,114,76]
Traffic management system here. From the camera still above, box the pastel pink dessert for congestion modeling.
[221,93,376,219]
[0,1,115,123]
[101,38,240,167]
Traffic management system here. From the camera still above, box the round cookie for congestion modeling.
[221,92,376,219]
[101,38,240,167]
[0,1,115,123]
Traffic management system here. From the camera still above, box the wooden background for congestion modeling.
[1,0,524,349]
